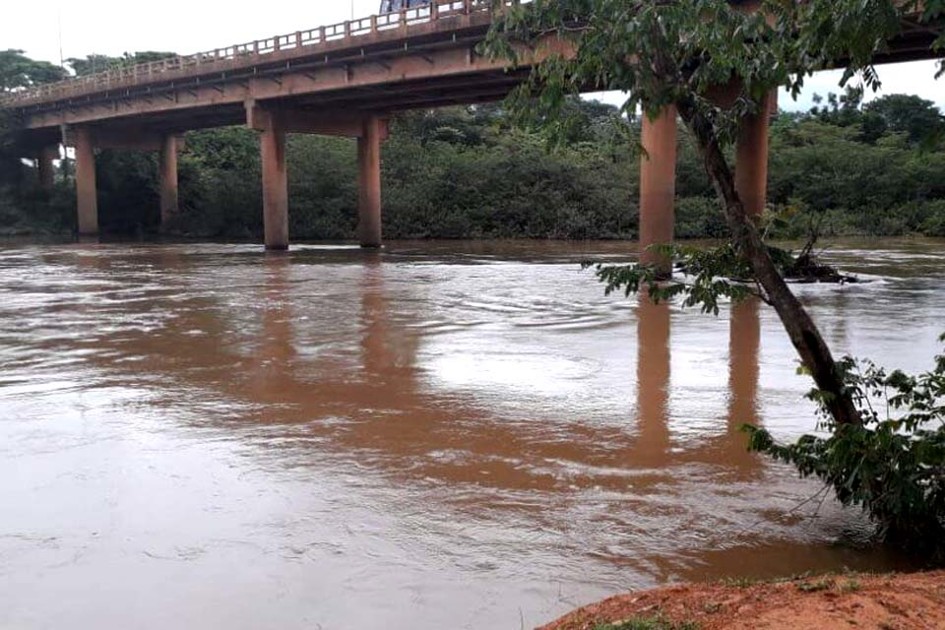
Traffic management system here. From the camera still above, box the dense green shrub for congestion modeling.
[747,338,945,556]
[919,200,945,237]
[675,197,728,239]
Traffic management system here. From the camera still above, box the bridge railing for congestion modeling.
[1,0,521,109]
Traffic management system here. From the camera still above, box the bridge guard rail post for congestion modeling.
[357,116,384,248]
[72,127,99,236]
[639,106,677,278]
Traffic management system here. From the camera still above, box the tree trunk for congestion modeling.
[676,96,861,427]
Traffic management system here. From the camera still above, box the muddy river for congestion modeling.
[0,239,942,628]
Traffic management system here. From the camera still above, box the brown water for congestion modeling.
[0,238,942,629]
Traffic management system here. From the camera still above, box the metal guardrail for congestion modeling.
[1,0,506,108]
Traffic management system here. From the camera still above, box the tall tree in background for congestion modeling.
[0,50,66,185]
[0,49,65,92]
[66,52,176,77]
[864,93,945,145]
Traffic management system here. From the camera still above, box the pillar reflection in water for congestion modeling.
[352,256,434,453]
[359,255,403,377]
[634,294,672,465]
[251,254,296,402]
[359,254,424,394]
[725,297,763,476]
[633,293,765,473]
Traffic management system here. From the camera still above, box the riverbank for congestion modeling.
[541,571,945,630]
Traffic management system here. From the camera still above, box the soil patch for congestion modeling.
[541,571,945,630]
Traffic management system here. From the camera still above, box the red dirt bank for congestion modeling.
[541,571,945,630]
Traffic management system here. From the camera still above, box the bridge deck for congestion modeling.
[3,0,940,144]
[7,0,536,147]
[5,1,490,109]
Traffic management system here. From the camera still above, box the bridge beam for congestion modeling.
[37,146,57,192]
[248,103,389,139]
[358,116,384,249]
[90,129,163,152]
[159,135,180,227]
[639,106,678,278]
[73,127,99,235]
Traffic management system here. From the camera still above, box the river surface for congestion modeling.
[0,238,942,629]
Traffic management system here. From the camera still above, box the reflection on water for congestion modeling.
[727,298,762,474]
[635,296,671,467]
[0,239,941,629]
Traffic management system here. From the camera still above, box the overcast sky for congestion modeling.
[3,0,942,112]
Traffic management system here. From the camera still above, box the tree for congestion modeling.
[66,51,175,77]
[65,54,119,77]
[809,86,868,129]
[0,49,66,92]
[484,0,945,545]
[864,93,945,146]
[0,51,65,186]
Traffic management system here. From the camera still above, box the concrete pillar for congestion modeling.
[735,91,773,218]
[73,127,99,235]
[37,146,57,191]
[260,122,289,251]
[357,116,383,249]
[159,135,180,226]
[639,106,678,278]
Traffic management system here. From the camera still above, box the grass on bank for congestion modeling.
[593,617,700,630]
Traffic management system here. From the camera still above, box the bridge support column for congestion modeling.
[37,146,57,192]
[260,122,289,251]
[358,116,383,248]
[159,135,180,227]
[639,106,678,278]
[735,91,773,218]
[73,128,99,235]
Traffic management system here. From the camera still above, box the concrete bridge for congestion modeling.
[3,0,941,251]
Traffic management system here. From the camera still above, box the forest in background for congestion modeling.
[2,50,945,241]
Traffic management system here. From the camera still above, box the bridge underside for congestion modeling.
[19,69,528,149]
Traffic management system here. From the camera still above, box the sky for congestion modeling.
[2,0,943,112]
